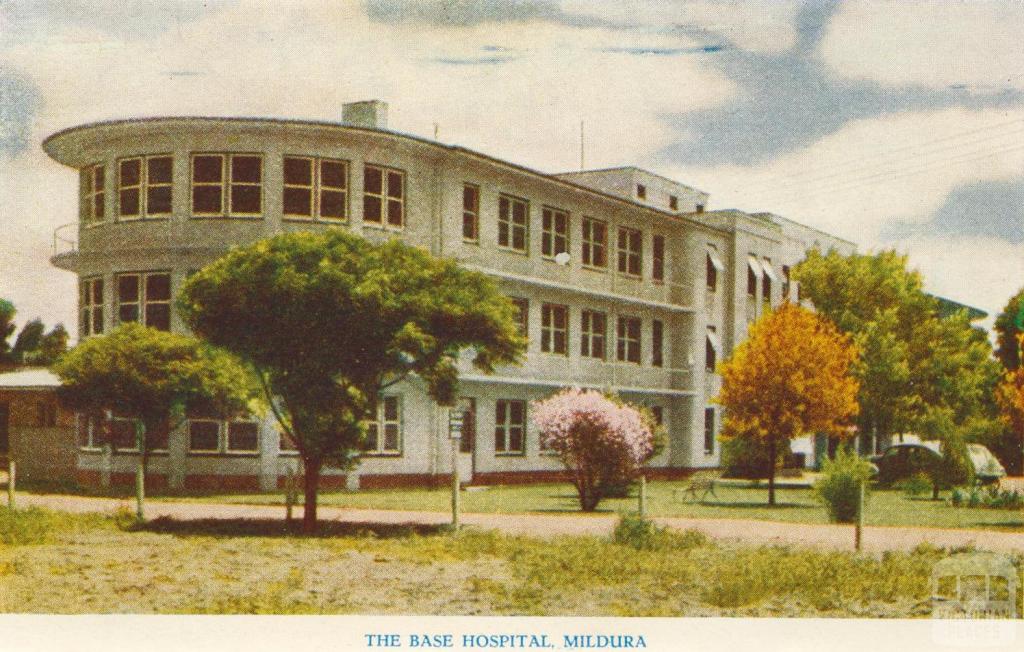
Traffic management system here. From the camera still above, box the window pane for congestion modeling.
[147,157,172,184]
[110,420,136,449]
[496,400,506,424]
[283,157,312,185]
[193,185,222,213]
[231,156,261,183]
[189,421,220,451]
[463,185,477,211]
[227,422,259,452]
[320,190,345,218]
[509,400,524,425]
[118,275,139,303]
[509,427,523,453]
[512,201,526,224]
[387,199,403,226]
[193,155,223,183]
[119,159,141,187]
[93,307,104,333]
[463,212,477,240]
[145,274,171,301]
[386,172,403,198]
[147,186,172,214]
[498,220,509,246]
[364,424,379,451]
[494,426,505,452]
[321,160,346,188]
[383,424,399,451]
[363,195,382,222]
[231,185,261,213]
[80,310,90,338]
[383,397,399,421]
[364,166,382,194]
[93,165,105,188]
[283,187,312,216]
[512,226,525,250]
[147,419,170,450]
[93,193,105,219]
[120,189,140,216]
[146,303,171,331]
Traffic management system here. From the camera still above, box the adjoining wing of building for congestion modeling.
[26,100,860,491]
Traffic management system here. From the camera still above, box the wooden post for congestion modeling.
[134,421,145,522]
[451,436,460,529]
[285,464,295,524]
[638,474,647,518]
[855,479,865,551]
[7,459,15,510]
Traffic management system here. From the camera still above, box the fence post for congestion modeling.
[451,436,461,529]
[855,479,864,551]
[285,464,295,524]
[7,459,15,510]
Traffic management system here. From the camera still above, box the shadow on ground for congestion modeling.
[133,516,451,539]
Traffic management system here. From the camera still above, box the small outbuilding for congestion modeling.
[0,368,77,484]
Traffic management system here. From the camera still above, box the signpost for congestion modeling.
[448,409,464,529]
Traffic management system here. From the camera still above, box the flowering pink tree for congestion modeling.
[532,388,656,511]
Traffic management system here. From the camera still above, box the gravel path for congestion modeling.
[13,492,1024,554]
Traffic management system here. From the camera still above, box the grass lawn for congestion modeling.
[3,505,1019,616]
[150,481,1024,531]
[22,479,1024,530]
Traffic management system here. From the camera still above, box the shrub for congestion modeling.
[612,514,708,552]
[814,448,873,523]
[896,473,932,498]
[950,485,1024,510]
[532,388,655,511]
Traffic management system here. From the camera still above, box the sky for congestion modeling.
[0,0,1022,339]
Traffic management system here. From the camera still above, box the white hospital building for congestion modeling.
[38,100,855,491]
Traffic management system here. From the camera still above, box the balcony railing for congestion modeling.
[52,222,78,257]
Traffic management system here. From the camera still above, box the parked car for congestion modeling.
[870,442,1007,486]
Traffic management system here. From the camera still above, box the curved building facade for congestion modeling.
[45,101,855,490]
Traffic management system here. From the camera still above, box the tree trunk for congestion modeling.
[134,420,146,521]
[767,436,777,506]
[302,459,321,534]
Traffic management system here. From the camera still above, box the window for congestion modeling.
[669,195,678,211]
[494,399,525,455]
[581,217,608,268]
[364,396,401,455]
[652,319,664,367]
[462,183,480,242]
[580,309,606,360]
[79,277,104,337]
[706,327,719,373]
[541,303,568,355]
[83,164,105,224]
[283,156,348,221]
[37,400,57,427]
[188,417,258,454]
[706,249,724,292]
[541,207,569,258]
[636,184,646,200]
[192,153,263,216]
[279,431,299,453]
[116,272,171,331]
[617,316,641,364]
[617,227,642,276]
[118,155,172,219]
[704,407,716,454]
[189,420,221,453]
[363,165,405,227]
[227,421,260,453]
[498,194,528,252]
[762,258,777,304]
[652,235,665,282]
[510,297,529,338]
[108,414,168,452]
[696,203,705,213]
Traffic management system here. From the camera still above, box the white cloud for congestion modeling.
[563,0,802,54]
[819,1,1024,91]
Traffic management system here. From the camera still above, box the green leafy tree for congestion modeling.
[0,299,16,365]
[178,230,526,532]
[793,250,1002,469]
[53,323,256,520]
[34,324,69,366]
[994,287,1023,372]
[11,318,44,364]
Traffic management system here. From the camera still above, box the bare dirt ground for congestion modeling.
[13,491,1024,553]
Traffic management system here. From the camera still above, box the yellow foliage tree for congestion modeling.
[995,335,1024,473]
[717,303,860,505]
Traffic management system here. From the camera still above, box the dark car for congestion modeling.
[870,442,1007,486]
